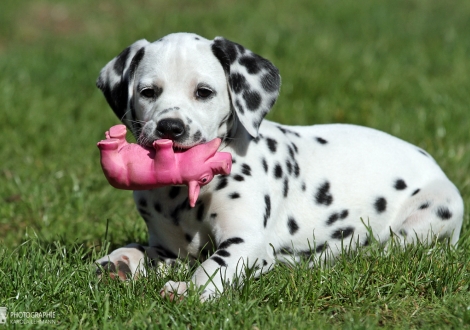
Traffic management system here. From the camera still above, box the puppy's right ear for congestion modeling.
[96,39,149,132]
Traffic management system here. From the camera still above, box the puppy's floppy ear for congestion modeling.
[211,37,281,137]
[96,39,149,135]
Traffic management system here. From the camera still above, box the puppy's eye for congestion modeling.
[140,88,155,98]
[196,87,213,99]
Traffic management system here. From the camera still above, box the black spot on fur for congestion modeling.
[233,174,245,181]
[169,186,181,199]
[113,46,131,75]
[419,202,430,210]
[264,195,271,227]
[185,233,193,242]
[326,209,349,226]
[229,192,241,199]
[283,178,289,197]
[331,227,355,240]
[263,259,268,266]
[242,90,262,111]
[285,159,293,175]
[261,72,280,93]
[138,208,151,217]
[374,197,387,213]
[394,179,407,190]
[291,143,299,153]
[215,249,231,257]
[211,256,227,267]
[239,55,261,74]
[229,73,249,94]
[138,198,147,208]
[287,145,295,159]
[287,217,299,235]
[266,138,278,153]
[235,99,244,115]
[418,149,429,157]
[216,176,229,190]
[154,202,162,213]
[399,229,407,237]
[128,47,145,80]
[97,261,116,275]
[315,243,327,253]
[274,163,283,179]
[315,181,333,206]
[196,203,205,221]
[412,189,420,196]
[302,182,306,191]
[219,237,244,249]
[210,213,217,219]
[362,237,370,247]
[293,162,300,177]
[315,137,328,144]
[262,158,268,173]
[241,164,252,176]
[195,37,200,40]
[193,130,202,142]
[436,206,452,220]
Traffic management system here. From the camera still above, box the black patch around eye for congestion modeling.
[239,55,261,74]
[113,46,131,75]
[331,227,355,240]
[274,163,283,179]
[262,158,268,173]
[241,164,252,176]
[315,181,333,206]
[168,186,181,199]
[215,176,229,190]
[242,90,262,111]
[315,137,328,144]
[394,179,407,190]
[266,138,277,153]
[264,195,271,227]
[229,192,241,199]
[230,73,249,94]
[436,206,452,220]
[287,217,299,235]
[374,197,387,213]
[233,174,245,181]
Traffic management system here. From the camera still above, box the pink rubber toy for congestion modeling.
[97,125,232,207]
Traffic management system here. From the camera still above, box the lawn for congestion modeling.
[1,0,470,328]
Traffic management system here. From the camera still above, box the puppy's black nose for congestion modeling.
[156,118,186,140]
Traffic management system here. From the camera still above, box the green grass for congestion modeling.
[1,0,470,328]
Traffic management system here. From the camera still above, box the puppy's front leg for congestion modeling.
[161,235,271,301]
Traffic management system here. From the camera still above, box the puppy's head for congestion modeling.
[97,33,281,149]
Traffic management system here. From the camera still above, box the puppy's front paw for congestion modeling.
[95,246,146,281]
[160,281,188,301]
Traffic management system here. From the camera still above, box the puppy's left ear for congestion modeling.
[211,37,281,137]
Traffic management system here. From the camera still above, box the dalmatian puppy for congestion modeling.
[95,32,463,301]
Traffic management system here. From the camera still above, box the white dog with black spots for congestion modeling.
[95,33,463,301]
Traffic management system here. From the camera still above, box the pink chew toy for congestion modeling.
[97,124,232,207]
